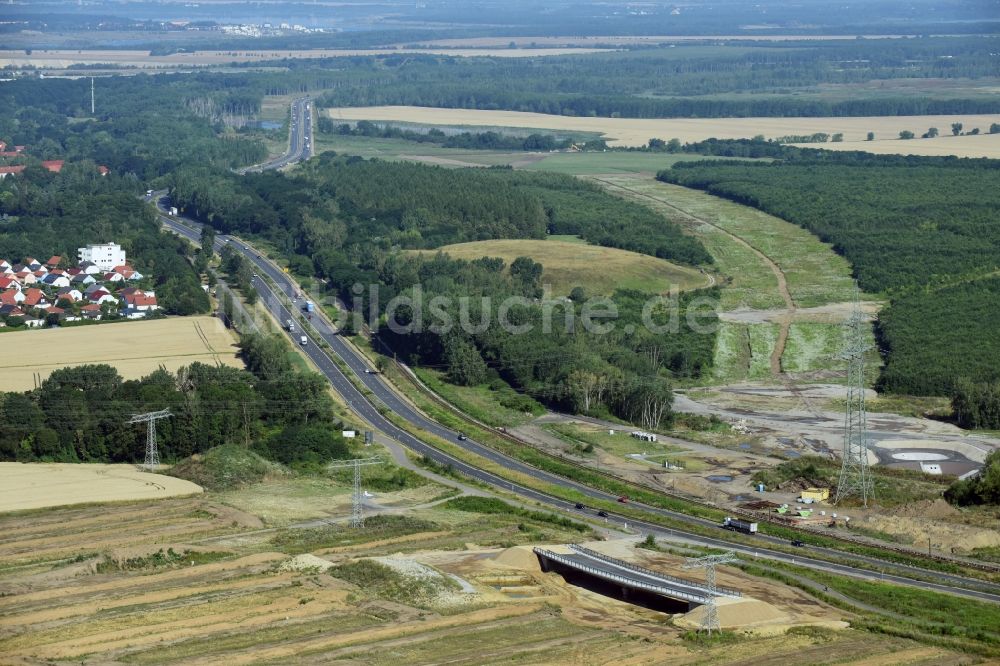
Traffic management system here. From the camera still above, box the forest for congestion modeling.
[0,334,344,466]
[312,38,1000,118]
[376,253,717,427]
[658,158,1000,395]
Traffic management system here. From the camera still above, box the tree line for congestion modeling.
[0,333,345,467]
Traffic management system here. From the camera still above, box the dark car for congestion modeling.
[597,510,609,518]
[791,539,805,547]
[617,496,629,503]
[574,502,584,510]
[457,433,467,441]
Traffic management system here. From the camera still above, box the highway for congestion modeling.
[237,96,312,173]
[155,101,1000,605]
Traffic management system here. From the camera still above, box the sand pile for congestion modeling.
[863,514,1000,552]
[491,545,546,570]
[676,597,789,630]
[888,499,960,520]
[279,554,334,573]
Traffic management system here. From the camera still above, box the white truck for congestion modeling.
[285,319,295,332]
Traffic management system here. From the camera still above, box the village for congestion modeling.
[0,242,159,328]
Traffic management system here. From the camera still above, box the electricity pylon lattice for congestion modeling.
[683,551,737,635]
[835,285,874,507]
[127,409,172,472]
[327,457,381,527]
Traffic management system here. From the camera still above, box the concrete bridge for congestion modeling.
[534,544,741,612]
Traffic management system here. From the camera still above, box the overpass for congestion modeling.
[534,545,740,611]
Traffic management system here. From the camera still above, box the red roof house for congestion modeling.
[41,160,64,173]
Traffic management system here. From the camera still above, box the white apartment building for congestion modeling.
[78,243,126,271]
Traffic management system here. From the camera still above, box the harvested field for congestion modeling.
[403,36,915,47]
[325,106,1000,153]
[0,463,202,512]
[0,48,610,69]
[791,132,1000,158]
[0,316,241,390]
[414,239,709,296]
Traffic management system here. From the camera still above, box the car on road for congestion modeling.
[300,335,308,346]
[457,433,467,441]
[574,503,584,510]
[791,539,805,547]
[617,496,629,503]
[597,510,609,517]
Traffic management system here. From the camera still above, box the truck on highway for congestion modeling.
[303,300,315,313]
[722,517,758,534]
[285,319,295,332]
[169,206,178,216]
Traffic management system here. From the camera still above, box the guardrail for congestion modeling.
[534,547,710,605]
[569,545,742,598]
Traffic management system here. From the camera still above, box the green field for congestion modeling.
[415,239,709,296]
[520,151,729,175]
[710,322,780,382]
[781,323,845,375]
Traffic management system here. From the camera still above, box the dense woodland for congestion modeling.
[377,252,716,426]
[658,158,1000,395]
[0,334,344,466]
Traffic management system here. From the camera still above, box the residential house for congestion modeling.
[22,288,49,310]
[120,288,158,313]
[41,160,64,173]
[79,303,103,320]
[24,258,42,271]
[41,273,71,288]
[56,287,83,303]
[71,273,97,287]
[87,289,117,306]
[14,271,36,285]
[45,256,62,269]
[0,260,12,273]
[23,316,44,328]
[0,277,20,291]
[0,166,25,179]
[112,265,143,281]
[0,290,25,305]
[102,271,125,284]
[0,304,24,317]
[78,261,102,275]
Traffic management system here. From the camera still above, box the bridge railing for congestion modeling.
[570,545,742,598]
[534,547,710,605]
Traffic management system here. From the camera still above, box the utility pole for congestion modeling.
[835,285,874,507]
[327,457,381,527]
[127,409,172,472]
[90,77,95,115]
[683,551,737,636]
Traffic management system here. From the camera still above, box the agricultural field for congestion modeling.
[0,317,241,391]
[325,106,1000,154]
[790,132,1000,158]
[0,463,202,512]
[414,239,710,296]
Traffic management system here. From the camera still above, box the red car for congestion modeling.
[617,496,629,504]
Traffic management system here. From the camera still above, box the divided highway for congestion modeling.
[156,102,1000,605]
[238,96,313,173]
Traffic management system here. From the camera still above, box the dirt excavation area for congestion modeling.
[0,489,972,665]
[0,462,203,511]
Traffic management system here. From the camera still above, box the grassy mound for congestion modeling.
[415,239,706,296]
[167,445,289,491]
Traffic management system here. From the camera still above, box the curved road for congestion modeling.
[155,102,1000,605]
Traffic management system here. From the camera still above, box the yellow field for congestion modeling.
[0,48,608,69]
[0,463,202,512]
[326,106,1000,155]
[0,316,241,391]
[404,35,913,47]
[414,239,708,296]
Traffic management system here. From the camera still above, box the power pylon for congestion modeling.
[127,409,172,472]
[327,457,381,527]
[835,285,874,507]
[683,551,737,635]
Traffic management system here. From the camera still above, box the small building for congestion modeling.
[800,488,830,502]
[41,160,64,173]
[78,243,126,271]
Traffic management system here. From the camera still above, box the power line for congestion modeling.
[835,285,874,508]
[326,457,381,527]
[682,551,737,636]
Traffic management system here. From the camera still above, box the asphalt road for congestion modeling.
[237,97,312,173]
[153,103,1000,605]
